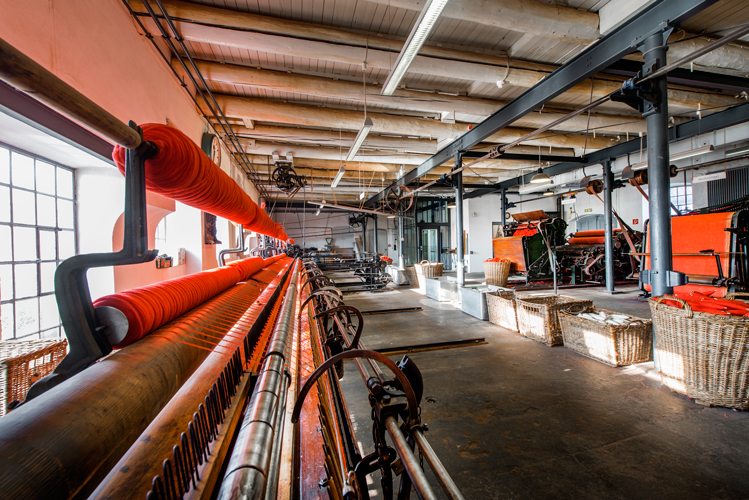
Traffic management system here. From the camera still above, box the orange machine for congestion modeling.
[643,210,748,297]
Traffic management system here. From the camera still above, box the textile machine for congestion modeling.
[491,211,567,283]
[0,38,462,500]
[640,209,749,297]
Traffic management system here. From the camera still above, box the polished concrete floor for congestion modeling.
[337,283,749,499]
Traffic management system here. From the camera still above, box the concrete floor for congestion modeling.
[337,284,749,499]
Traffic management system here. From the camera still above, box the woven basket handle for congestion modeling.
[419,260,429,265]
[726,292,749,302]
[654,295,693,318]
[430,261,440,265]
[563,303,589,314]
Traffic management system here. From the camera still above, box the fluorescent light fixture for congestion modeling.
[380,0,450,96]
[331,165,345,188]
[631,145,715,171]
[315,207,322,216]
[387,215,397,219]
[530,168,551,184]
[726,146,749,158]
[519,181,553,195]
[359,191,366,200]
[345,117,373,161]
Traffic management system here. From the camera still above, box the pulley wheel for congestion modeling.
[384,184,413,214]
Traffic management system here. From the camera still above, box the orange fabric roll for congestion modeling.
[113,123,285,239]
[568,236,605,245]
[94,257,268,348]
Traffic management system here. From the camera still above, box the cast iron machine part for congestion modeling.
[297,259,465,500]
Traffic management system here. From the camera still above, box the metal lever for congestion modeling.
[25,122,159,401]
[219,224,245,266]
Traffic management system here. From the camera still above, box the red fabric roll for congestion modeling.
[113,123,285,239]
[568,236,605,245]
[657,291,749,317]
[94,256,266,348]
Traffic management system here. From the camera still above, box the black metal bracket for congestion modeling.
[641,269,689,287]
[219,224,245,266]
[25,122,159,401]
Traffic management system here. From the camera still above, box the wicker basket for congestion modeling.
[559,307,652,366]
[486,291,518,331]
[649,294,749,408]
[0,338,67,415]
[516,295,593,346]
[414,260,443,278]
[483,261,511,287]
[404,266,419,288]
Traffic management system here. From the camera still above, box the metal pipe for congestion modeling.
[373,213,379,254]
[412,429,466,500]
[644,32,674,298]
[0,37,141,148]
[384,416,438,500]
[264,370,291,500]
[454,152,465,287]
[218,259,300,500]
[603,160,615,293]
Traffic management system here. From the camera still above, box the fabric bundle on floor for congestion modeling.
[94,255,286,348]
[113,123,287,240]
[657,291,749,317]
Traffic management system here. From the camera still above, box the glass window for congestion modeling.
[671,185,693,215]
[11,152,34,190]
[0,144,74,339]
[0,147,9,184]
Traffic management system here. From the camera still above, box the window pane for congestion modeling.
[0,264,12,300]
[57,198,74,229]
[36,161,56,195]
[57,168,73,199]
[40,294,59,330]
[13,226,36,261]
[0,225,10,262]
[37,194,56,227]
[11,152,35,189]
[39,230,56,261]
[14,263,38,298]
[41,326,60,339]
[15,297,39,336]
[40,262,56,293]
[1,303,13,339]
[0,186,9,223]
[0,147,9,184]
[59,230,75,260]
[12,188,36,225]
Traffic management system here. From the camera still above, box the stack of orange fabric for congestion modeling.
[657,291,749,317]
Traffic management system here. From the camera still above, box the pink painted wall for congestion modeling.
[0,0,262,293]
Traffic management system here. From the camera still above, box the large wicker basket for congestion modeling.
[559,307,652,366]
[0,338,68,416]
[414,260,443,278]
[483,261,511,287]
[516,295,593,346]
[486,290,518,331]
[649,294,749,408]
[404,266,419,288]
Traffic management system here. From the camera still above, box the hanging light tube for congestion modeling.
[330,165,346,188]
[631,144,714,171]
[380,0,451,96]
[345,117,374,161]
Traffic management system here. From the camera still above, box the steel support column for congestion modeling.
[603,160,616,293]
[500,188,507,227]
[644,32,674,297]
[455,153,465,287]
[398,217,405,268]
[373,214,379,255]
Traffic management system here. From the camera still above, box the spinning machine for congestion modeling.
[0,38,463,500]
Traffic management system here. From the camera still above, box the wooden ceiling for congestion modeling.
[128,0,749,204]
